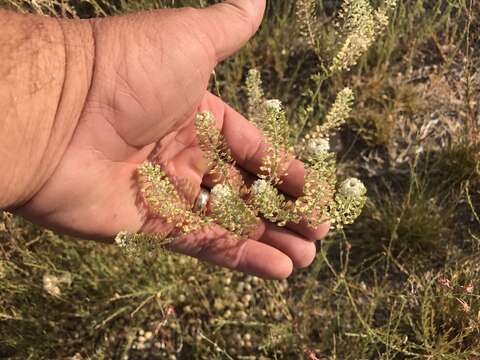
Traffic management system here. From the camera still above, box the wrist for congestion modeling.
[0,12,94,209]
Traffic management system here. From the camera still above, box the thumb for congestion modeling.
[198,0,266,62]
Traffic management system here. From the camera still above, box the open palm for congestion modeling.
[20,1,328,279]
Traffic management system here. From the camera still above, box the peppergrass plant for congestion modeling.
[2,0,480,359]
[115,1,398,251]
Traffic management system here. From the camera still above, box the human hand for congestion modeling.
[18,0,329,279]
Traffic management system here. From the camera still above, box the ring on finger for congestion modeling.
[193,188,210,213]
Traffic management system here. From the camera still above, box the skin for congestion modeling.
[0,0,329,280]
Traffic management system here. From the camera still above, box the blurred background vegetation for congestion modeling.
[0,0,479,358]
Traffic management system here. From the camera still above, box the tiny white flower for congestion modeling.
[264,99,283,110]
[211,184,232,200]
[250,179,270,195]
[339,178,366,198]
[115,231,129,248]
[306,137,330,155]
[43,273,61,297]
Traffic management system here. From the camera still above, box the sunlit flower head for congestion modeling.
[305,137,330,155]
[339,177,367,198]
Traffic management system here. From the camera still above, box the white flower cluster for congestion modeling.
[115,230,130,248]
[305,137,330,155]
[339,177,367,198]
[43,274,61,297]
[330,0,397,73]
[42,272,71,297]
[211,184,232,202]
[264,99,283,111]
[250,179,270,196]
